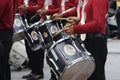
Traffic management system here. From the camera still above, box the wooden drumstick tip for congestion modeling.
[54,18,67,21]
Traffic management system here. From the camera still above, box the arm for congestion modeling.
[27,0,44,13]
[46,0,61,15]
[73,0,109,34]
[63,7,77,17]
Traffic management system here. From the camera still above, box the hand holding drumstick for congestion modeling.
[53,21,76,38]
[54,16,80,23]
[53,17,80,37]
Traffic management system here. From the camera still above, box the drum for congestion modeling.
[13,13,25,42]
[46,37,95,80]
[9,40,28,69]
[39,20,68,48]
[24,21,44,51]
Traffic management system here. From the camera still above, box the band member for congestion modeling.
[37,0,78,80]
[17,0,45,80]
[52,0,78,20]
[0,0,16,80]
[62,0,109,80]
[37,0,77,18]
[37,0,61,19]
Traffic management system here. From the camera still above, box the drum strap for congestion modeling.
[78,0,88,41]
[44,0,52,10]
[61,0,69,12]
[23,0,29,7]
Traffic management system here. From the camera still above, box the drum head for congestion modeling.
[61,57,95,80]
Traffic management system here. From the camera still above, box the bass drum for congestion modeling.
[46,37,95,80]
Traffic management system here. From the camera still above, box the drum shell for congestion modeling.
[13,13,25,42]
[24,23,43,51]
[46,38,95,80]
[38,20,68,48]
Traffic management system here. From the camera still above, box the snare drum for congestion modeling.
[24,21,44,51]
[39,20,68,48]
[46,37,95,80]
[13,13,25,42]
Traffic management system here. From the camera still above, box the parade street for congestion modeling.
[11,39,120,80]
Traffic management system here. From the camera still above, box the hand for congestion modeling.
[37,8,47,15]
[53,13,62,19]
[66,17,80,23]
[63,23,74,35]
[18,4,28,12]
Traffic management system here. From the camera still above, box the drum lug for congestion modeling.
[49,58,59,70]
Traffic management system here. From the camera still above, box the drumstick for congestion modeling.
[30,12,39,20]
[30,6,46,20]
[52,22,75,38]
[52,28,64,38]
[54,18,67,21]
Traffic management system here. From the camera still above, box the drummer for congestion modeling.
[17,0,45,80]
[61,0,109,80]
[37,0,61,20]
[37,0,78,80]
[37,0,77,19]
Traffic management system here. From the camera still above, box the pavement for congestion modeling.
[11,39,120,80]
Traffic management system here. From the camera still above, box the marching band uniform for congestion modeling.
[38,0,77,17]
[40,0,78,80]
[17,0,45,23]
[17,0,45,80]
[37,0,61,19]
[0,0,16,80]
[63,0,109,80]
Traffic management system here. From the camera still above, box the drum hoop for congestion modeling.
[39,19,55,27]
[28,21,41,29]
[15,13,25,27]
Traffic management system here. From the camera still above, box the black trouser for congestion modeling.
[25,39,45,75]
[21,14,45,75]
[84,34,108,80]
[0,30,13,80]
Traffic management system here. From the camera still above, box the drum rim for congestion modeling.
[28,21,41,29]
[47,36,70,53]
[39,19,55,27]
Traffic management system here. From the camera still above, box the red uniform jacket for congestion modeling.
[0,0,16,30]
[47,0,77,15]
[64,0,109,34]
[64,0,77,10]
[17,0,44,15]
[46,0,61,15]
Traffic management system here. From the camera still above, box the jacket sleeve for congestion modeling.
[73,0,109,34]
[0,0,6,18]
[46,0,61,15]
[65,0,77,10]
[27,0,44,13]
[63,7,77,17]
[16,0,23,6]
